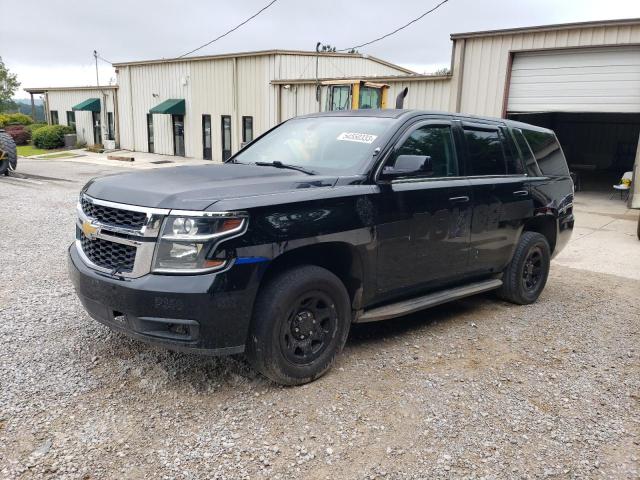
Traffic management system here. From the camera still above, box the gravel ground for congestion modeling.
[1,160,639,479]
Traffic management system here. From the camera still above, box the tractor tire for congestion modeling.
[0,129,17,175]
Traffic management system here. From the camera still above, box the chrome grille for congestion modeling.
[80,232,136,273]
[81,196,147,229]
[76,194,169,278]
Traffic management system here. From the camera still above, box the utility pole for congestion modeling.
[93,50,99,87]
[315,42,321,112]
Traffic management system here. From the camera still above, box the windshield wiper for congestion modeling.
[254,161,316,176]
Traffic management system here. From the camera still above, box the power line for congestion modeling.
[177,0,279,58]
[96,54,113,65]
[337,0,450,52]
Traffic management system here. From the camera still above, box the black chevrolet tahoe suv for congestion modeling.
[69,109,574,385]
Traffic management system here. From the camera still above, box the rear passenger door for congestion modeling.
[374,119,472,297]
[461,122,531,275]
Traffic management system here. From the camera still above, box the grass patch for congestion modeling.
[17,144,49,157]
[39,152,77,159]
[17,144,70,158]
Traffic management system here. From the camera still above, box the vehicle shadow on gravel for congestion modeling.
[93,292,500,391]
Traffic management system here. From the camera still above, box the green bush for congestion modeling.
[0,113,33,126]
[24,123,47,135]
[32,125,75,149]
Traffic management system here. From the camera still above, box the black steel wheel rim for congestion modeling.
[522,246,544,291]
[279,290,338,365]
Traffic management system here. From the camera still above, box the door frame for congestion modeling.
[147,114,154,153]
[221,115,232,161]
[202,114,212,160]
[172,114,185,157]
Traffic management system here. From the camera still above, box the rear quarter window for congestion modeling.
[522,129,569,177]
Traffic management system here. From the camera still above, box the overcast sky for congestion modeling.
[4,0,640,98]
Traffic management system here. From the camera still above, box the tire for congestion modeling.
[246,265,352,385]
[497,231,551,305]
[0,130,17,175]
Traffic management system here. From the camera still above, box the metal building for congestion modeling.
[24,86,118,147]
[113,50,412,161]
[25,18,640,178]
[277,18,640,184]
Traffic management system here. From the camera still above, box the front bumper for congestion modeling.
[68,243,261,355]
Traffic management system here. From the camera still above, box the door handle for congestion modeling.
[448,196,470,203]
[513,190,529,197]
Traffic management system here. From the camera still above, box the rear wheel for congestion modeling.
[246,265,351,385]
[497,231,551,305]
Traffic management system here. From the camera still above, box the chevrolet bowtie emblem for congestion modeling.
[81,220,99,240]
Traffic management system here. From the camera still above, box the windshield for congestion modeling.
[231,117,394,174]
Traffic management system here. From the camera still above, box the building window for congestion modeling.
[242,116,253,144]
[202,114,212,160]
[359,86,382,109]
[329,86,350,111]
[107,112,115,141]
[66,111,76,129]
[50,110,59,125]
[221,115,232,161]
[147,114,154,153]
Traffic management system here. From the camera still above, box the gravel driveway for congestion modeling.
[1,160,638,479]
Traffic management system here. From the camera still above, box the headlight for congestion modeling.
[152,213,247,274]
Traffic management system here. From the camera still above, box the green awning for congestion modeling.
[72,98,101,112]
[149,99,185,115]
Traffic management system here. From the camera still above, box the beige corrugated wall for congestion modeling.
[458,23,640,117]
[46,89,116,145]
[116,53,411,161]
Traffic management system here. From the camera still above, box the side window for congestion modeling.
[522,129,569,177]
[500,127,524,174]
[464,128,507,176]
[389,124,458,178]
[329,86,351,111]
[512,128,542,176]
[50,110,59,125]
[359,87,382,109]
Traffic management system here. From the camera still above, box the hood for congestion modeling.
[84,163,338,210]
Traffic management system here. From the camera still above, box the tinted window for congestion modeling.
[464,128,507,176]
[500,127,524,174]
[390,125,458,177]
[512,128,541,176]
[522,129,569,177]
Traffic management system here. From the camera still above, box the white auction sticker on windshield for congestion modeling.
[336,132,378,144]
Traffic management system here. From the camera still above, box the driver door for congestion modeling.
[374,119,472,298]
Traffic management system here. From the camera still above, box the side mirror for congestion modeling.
[383,155,432,177]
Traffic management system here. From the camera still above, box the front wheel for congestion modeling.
[497,231,551,305]
[246,265,351,385]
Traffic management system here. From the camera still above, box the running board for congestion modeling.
[355,279,503,323]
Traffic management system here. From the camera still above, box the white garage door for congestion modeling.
[507,46,640,113]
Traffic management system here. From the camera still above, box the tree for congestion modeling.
[433,67,451,76]
[318,44,337,52]
[0,57,20,113]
